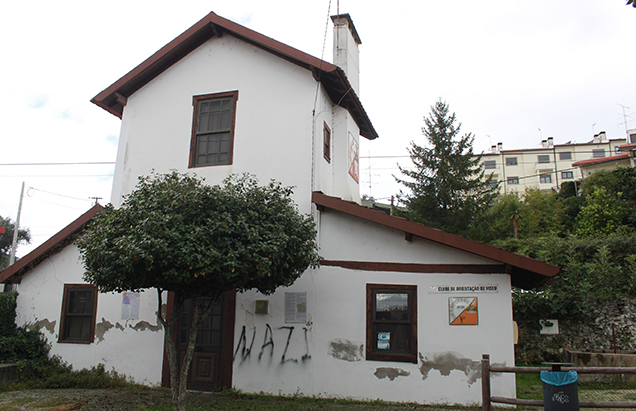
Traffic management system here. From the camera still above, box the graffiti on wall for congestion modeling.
[234,324,311,366]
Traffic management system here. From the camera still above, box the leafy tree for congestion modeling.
[628,0,635,8]
[396,99,498,235]
[0,216,31,269]
[575,186,631,237]
[76,172,320,411]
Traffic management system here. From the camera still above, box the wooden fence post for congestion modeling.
[482,354,491,411]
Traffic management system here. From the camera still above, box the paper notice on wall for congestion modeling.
[377,332,390,350]
[285,292,307,323]
[122,291,140,320]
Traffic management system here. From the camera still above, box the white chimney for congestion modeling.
[541,140,548,148]
[331,14,361,95]
[497,142,503,152]
[547,137,554,148]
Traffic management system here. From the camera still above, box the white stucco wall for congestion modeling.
[231,209,517,405]
[111,34,361,213]
[14,245,165,385]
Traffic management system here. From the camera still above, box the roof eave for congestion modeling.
[91,12,378,139]
[0,205,104,284]
[312,192,560,289]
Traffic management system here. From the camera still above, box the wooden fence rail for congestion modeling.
[481,354,636,411]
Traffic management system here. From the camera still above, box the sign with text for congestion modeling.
[429,285,498,294]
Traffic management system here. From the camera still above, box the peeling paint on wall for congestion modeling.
[327,338,364,362]
[95,318,114,343]
[374,367,410,381]
[28,318,56,335]
[129,320,162,332]
[419,351,481,385]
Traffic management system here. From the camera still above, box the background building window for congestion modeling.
[484,160,496,169]
[505,157,518,166]
[366,284,417,364]
[507,176,519,184]
[486,179,498,189]
[323,122,331,163]
[59,284,97,343]
[561,171,573,179]
[559,152,572,160]
[540,174,552,184]
[190,91,238,168]
[537,155,550,164]
[592,149,605,158]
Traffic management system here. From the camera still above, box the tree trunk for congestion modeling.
[156,289,220,411]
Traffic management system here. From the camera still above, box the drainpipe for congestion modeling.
[552,143,559,190]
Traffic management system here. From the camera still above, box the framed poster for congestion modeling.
[449,297,478,325]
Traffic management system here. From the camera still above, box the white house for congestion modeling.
[0,12,560,405]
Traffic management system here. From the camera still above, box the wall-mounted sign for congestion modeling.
[121,291,139,320]
[449,297,478,325]
[348,132,359,183]
[285,292,307,323]
[430,285,498,294]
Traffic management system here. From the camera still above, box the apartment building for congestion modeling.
[479,132,629,193]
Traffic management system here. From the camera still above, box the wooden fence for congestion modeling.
[481,354,636,411]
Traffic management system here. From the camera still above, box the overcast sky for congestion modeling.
[2,0,635,257]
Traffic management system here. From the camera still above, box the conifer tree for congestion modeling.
[396,99,497,235]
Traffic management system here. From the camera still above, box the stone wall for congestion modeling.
[515,297,636,365]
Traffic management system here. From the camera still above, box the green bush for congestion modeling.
[0,292,51,372]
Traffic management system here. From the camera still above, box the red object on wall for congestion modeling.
[0,227,5,235]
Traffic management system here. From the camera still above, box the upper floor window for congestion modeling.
[507,176,519,185]
[486,179,498,189]
[190,91,238,168]
[366,284,417,364]
[537,155,550,164]
[592,149,605,158]
[505,157,518,166]
[484,160,496,170]
[559,152,572,160]
[561,171,573,179]
[540,174,552,184]
[324,122,331,163]
[59,284,97,344]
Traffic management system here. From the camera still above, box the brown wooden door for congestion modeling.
[177,296,224,391]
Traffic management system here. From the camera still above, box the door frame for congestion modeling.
[161,290,236,390]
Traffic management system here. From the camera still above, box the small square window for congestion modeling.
[559,152,572,160]
[323,122,331,163]
[190,91,238,168]
[487,179,498,189]
[505,157,518,166]
[367,284,417,364]
[507,177,519,185]
[540,174,552,184]
[484,160,496,170]
[561,171,573,179]
[538,155,550,164]
[59,284,97,344]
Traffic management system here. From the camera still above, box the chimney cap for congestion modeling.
[331,14,362,45]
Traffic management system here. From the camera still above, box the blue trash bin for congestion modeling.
[541,370,579,411]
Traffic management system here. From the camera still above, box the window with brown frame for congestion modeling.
[59,284,98,344]
[366,284,417,363]
[323,122,331,163]
[190,91,238,168]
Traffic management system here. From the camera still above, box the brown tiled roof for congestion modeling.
[0,205,103,284]
[312,192,560,289]
[91,12,378,140]
[572,153,630,167]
